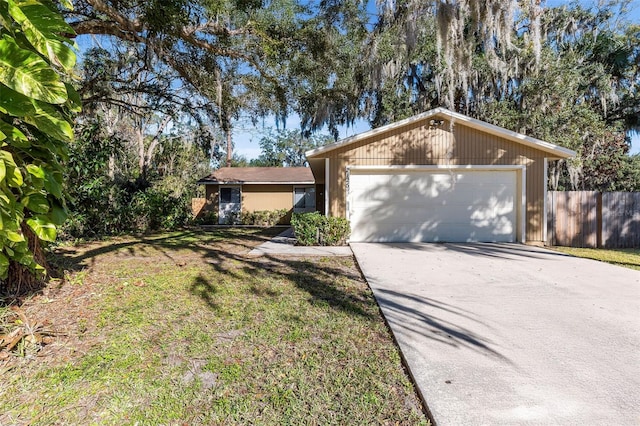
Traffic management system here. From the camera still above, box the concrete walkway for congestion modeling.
[248,228,352,256]
[351,242,640,426]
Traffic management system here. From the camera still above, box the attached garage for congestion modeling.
[306,108,575,244]
[348,166,524,243]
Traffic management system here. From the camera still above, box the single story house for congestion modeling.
[305,107,576,244]
[197,167,318,224]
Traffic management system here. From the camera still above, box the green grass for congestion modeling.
[0,229,428,425]
[551,246,640,271]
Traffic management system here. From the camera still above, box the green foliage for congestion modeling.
[291,212,350,246]
[240,209,288,226]
[61,184,194,239]
[61,117,208,239]
[0,0,77,283]
[194,210,218,225]
[251,129,332,167]
[291,212,324,245]
[321,216,351,246]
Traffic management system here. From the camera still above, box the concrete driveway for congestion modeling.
[350,243,640,426]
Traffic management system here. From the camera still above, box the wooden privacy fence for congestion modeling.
[547,191,640,248]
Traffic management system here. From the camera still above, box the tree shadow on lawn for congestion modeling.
[195,244,376,320]
[50,227,508,359]
[53,228,279,271]
[50,227,376,321]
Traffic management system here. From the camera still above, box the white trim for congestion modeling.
[348,164,525,172]
[543,158,548,243]
[346,165,527,243]
[199,181,314,185]
[306,107,575,159]
[521,169,527,244]
[324,159,330,217]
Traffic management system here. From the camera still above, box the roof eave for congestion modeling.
[198,180,315,185]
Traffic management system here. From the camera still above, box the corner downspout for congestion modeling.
[324,158,330,217]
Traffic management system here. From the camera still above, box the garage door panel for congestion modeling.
[350,201,515,225]
[351,220,513,243]
[348,169,518,243]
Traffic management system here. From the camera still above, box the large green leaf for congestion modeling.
[26,216,56,241]
[0,34,67,104]
[5,230,24,242]
[0,252,9,278]
[0,121,30,147]
[8,0,76,72]
[9,0,75,34]
[58,0,73,11]
[0,84,37,116]
[0,150,23,187]
[0,87,73,142]
[8,166,22,187]
[49,203,66,225]
[23,100,74,142]
[26,163,44,179]
[0,3,11,30]
[0,158,5,183]
[25,193,49,214]
[65,82,82,113]
[43,169,63,199]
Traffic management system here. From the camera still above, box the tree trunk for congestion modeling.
[1,223,49,297]
[226,129,232,167]
[136,127,146,178]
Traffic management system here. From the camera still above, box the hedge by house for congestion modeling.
[241,209,288,226]
[291,212,350,246]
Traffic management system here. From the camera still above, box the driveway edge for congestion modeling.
[351,245,438,426]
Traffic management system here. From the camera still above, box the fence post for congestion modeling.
[596,192,602,248]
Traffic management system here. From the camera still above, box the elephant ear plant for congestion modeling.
[0,0,79,294]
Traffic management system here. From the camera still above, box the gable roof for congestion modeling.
[197,167,315,185]
[305,107,576,159]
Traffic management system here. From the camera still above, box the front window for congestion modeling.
[294,187,316,212]
[220,187,240,204]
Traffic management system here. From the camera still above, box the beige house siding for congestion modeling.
[242,184,294,211]
[203,183,316,224]
[324,119,548,242]
[204,185,218,212]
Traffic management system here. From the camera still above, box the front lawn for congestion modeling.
[0,229,428,425]
[551,246,640,271]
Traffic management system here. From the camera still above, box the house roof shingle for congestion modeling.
[197,167,315,184]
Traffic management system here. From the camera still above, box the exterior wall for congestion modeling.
[204,184,318,224]
[204,185,219,212]
[242,184,293,211]
[323,119,548,242]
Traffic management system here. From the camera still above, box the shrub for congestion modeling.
[60,185,193,239]
[241,209,288,226]
[194,210,218,225]
[291,212,324,245]
[291,212,351,246]
[321,216,351,246]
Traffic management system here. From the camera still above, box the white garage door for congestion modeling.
[348,168,519,242]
